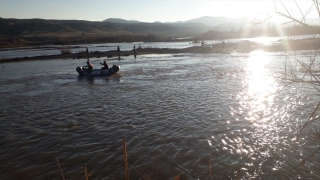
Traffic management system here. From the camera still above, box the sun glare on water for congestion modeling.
[242,50,278,121]
[247,51,273,93]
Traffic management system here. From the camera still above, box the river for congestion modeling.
[0,50,319,179]
[0,34,316,59]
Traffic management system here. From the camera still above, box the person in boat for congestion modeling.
[100,60,109,70]
[83,59,93,73]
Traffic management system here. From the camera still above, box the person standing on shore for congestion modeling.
[86,47,89,54]
[133,45,137,59]
[117,46,121,60]
[117,46,120,56]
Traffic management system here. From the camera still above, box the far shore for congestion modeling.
[1,38,319,63]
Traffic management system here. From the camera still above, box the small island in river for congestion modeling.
[0,38,319,63]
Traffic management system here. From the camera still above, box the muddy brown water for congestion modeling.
[0,52,319,179]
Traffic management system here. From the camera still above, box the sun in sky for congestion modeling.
[207,0,316,22]
[207,1,275,18]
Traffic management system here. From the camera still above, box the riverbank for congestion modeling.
[1,38,319,63]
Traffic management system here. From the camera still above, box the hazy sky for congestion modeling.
[0,0,316,22]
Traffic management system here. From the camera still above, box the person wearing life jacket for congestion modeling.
[100,60,109,70]
[87,61,93,73]
[83,59,93,74]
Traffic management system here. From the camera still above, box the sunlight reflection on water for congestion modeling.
[244,50,278,121]
[223,50,319,179]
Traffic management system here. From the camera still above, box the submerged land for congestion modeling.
[0,38,319,63]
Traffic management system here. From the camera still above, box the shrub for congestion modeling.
[60,47,71,54]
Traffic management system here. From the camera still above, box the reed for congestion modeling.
[123,138,129,180]
[55,155,65,180]
[54,138,192,180]
[84,164,88,180]
[209,155,212,176]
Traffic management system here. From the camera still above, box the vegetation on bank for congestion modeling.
[0,34,170,48]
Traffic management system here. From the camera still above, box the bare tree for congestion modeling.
[275,0,320,168]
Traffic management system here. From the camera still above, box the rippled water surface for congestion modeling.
[0,51,320,179]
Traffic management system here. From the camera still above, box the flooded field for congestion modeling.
[0,34,315,59]
[0,51,319,179]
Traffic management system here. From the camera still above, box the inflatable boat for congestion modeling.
[76,65,120,76]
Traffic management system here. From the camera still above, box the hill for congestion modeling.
[0,16,318,48]
[184,16,250,27]
[102,18,141,24]
[103,16,251,31]
[0,18,212,47]
[0,18,128,36]
[0,18,211,37]
[0,16,255,38]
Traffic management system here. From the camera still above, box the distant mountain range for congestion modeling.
[0,16,317,39]
[3,16,246,38]
[102,18,140,24]
[103,16,251,29]
[103,16,318,29]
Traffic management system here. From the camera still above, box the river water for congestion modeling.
[0,50,320,179]
[0,34,316,59]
